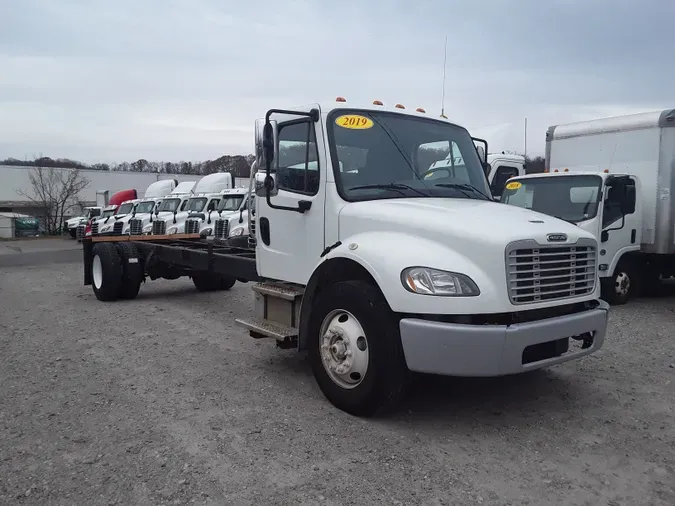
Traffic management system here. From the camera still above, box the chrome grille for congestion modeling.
[113,221,124,235]
[248,217,256,248]
[76,224,85,240]
[91,222,99,235]
[152,220,166,235]
[214,218,229,239]
[506,241,597,305]
[129,218,143,235]
[185,219,201,235]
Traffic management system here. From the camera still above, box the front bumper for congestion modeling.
[399,300,609,377]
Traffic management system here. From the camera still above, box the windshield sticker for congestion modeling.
[335,114,374,130]
[505,181,522,190]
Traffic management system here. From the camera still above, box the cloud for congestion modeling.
[0,0,673,163]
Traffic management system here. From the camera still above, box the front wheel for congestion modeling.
[601,262,635,305]
[308,280,411,417]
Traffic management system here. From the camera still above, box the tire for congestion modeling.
[69,228,77,239]
[307,280,411,417]
[115,242,143,300]
[91,243,122,301]
[601,261,635,305]
[192,273,236,291]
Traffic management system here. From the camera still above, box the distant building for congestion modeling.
[0,165,249,219]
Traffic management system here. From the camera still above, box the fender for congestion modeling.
[606,244,641,277]
[297,231,489,349]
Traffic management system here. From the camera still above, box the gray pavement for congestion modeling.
[0,261,673,505]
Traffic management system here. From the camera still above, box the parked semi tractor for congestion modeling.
[500,108,675,304]
[88,189,139,236]
[188,187,251,239]
[81,99,609,417]
[145,182,197,234]
[151,173,233,236]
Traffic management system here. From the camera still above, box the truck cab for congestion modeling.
[151,173,233,235]
[501,170,639,303]
[192,187,250,239]
[239,99,608,415]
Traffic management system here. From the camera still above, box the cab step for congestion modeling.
[251,282,304,300]
[234,317,298,341]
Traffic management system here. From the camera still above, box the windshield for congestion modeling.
[135,201,156,214]
[117,203,133,214]
[325,109,490,202]
[88,208,101,218]
[217,195,245,212]
[186,197,207,212]
[157,198,181,212]
[501,175,602,223]
[101,209,114,218]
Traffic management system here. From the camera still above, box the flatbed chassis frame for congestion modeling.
[83,233,260,286]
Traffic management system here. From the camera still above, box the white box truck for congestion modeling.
[500,108,675,304]
[81,98,609,417]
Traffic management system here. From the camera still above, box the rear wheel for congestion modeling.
[115,242,143,300]
[308,280,411,417]
[192,273,236,291]
[68,228,77,239]
[91,243,122,301]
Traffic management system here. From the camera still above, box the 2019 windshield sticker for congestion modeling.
[505,181,522,190]
[335,114,374,130]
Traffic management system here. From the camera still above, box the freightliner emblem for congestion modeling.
[547,233,568,242]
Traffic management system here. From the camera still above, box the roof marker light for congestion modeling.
[373,100,383,106]
[416,107,426,113]
[553,169,559,172]
[336,96,346,102]
[603,169,609,173]
[564,168,569,172]
[395,103,405,109]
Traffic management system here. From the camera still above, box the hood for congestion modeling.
[338,198,590,247]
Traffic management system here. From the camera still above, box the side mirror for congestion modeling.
[255,171,278,197]
[476,145,486,164]
[482,162,492,177]
[255,119,278,168]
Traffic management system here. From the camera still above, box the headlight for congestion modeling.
[401,267,480,297]
[143,224,153,233]
[200,228,212,237]
[101,226,111,233]
[167,226,178,235]
[229,226,245,237]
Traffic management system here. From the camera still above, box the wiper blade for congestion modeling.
[434,183,491,200]
[348,183,429,197]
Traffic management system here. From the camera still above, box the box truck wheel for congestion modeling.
[308,280,411,417]
[601,260,635,305]
[91,243,122,302]
[69,228,77,239]
[115,242,143,300]
[191,273,236,291]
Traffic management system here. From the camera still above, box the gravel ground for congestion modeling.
[0,262,674,506]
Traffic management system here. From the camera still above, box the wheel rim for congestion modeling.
[92,254,103,289]
[319,309,369,389]
[615,271,630,296]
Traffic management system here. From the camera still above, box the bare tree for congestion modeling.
[16,167,90,235]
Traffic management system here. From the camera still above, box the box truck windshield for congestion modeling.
[501,174,602,223]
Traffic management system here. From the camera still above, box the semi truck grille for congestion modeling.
[152,220,166,235]
[129,218,143,235]
[91,222,99,235]
[113,221,123,235]
[185,219,201,235]
[248,217,256,248]
[76,224,85,240]
[214,218,229,239]
[506,241,597,305]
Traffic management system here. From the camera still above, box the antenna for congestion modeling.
[440,35,448,119]
[524,117,527,159]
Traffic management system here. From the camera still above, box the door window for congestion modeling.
[491,166,520,197]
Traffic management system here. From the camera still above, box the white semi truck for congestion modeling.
[500,108,675,304]
[81,99,609,417]
[151,173,233,236]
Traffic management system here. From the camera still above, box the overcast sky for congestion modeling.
[1,0,673,164]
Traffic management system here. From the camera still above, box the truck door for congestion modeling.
[255,117,327,284]
[489,162,522,200]
[600,176,640,273]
